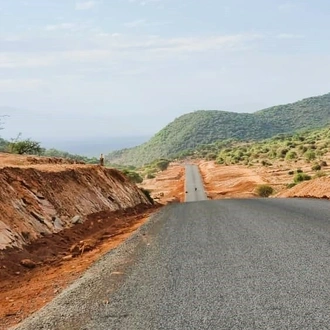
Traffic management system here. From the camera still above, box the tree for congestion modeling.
[122,170,143,184]
[156,159,170,171]
[9,134,43,155]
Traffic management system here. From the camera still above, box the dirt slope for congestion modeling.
[0,154,150,250]
[277,176,330,199]
[199,160,330,200]
[199,161,267,199]
[139,163,185,204]
[0,153,157,329]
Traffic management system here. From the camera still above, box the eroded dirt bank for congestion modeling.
[0,154,186,329]
[0,163,150,250]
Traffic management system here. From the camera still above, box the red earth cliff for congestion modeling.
[0,157,150,250]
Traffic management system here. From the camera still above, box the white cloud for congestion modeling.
[276,33,304,39]
[75,1,97,10]
[0,33,262,69]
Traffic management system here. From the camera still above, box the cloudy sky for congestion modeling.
[1,0,330,142]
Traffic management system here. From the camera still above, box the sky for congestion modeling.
[1,0,330,142]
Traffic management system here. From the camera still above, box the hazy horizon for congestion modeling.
[1,0,330,142]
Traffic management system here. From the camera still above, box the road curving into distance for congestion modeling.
[13,166,330,330]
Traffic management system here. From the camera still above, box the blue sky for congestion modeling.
[1,0,330,142]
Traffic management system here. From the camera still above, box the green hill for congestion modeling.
[107,93,330,166]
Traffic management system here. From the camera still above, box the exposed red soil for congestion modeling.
[199,161,266,199]
[0,155,150,250]
[277,176,330,199]
[0,204,161,329]
[139,163,185,204]
[0,153,85,167]
[0,154,186,329]
[198,160,330,200]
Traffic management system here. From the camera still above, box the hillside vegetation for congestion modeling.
[192,126,330,168]
[107,93,330,165]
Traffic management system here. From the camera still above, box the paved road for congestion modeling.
[184,164,207,202]
[15,198,330,330]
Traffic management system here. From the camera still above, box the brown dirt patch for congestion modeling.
[198,160,330,200]
[199,161,267,199]
[0,204,161,329]
[139,163,185,204]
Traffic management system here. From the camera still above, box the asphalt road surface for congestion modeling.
[184,164,207,202]
[14,173,330,329]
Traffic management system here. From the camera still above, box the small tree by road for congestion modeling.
[9,134,43,155]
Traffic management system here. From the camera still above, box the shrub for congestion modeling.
[304,150,316,161]
[261,160,272,166]
[146,173,155,179]
[156,159,170,171]
[277,148,289,158]
[320,160,328,167]
[311,164,321,171]
[294,172,311,183]
[9,138,43,155]
[255,184,274,197]
[296,169,303,173]
[287,183,296,188]
[216,157,225,164]
[288,170,294,175]
[206,153,217,160]
[313,171,327,178]
[285,151,297,160]
[122,170,143,184]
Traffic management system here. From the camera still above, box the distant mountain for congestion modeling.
[107,93,330,166]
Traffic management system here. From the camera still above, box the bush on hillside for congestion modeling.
[261,160,272,166]
[293,172,311,183]
[156,159,170,171]
[304,150,316,161]
[285,151,298,160]
[313,171,327,178]
[311,163,321,171]
[122,170,143,184]
[255,184,274,197]
[9,138,43,155]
